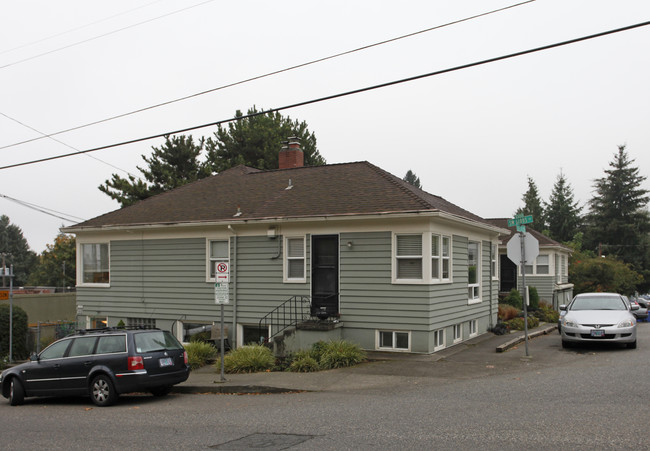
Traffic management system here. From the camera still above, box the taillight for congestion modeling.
[128,356,144,370]
[183,351,188,365]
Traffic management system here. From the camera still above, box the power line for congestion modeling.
[0,0,535,151]
[0,0,216,70]
[1,18,648,171]
[0,112,141,179]
[0,0,165,56]
[0,193,86,223]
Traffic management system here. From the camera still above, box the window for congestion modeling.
[40,339,71,360]
[96,335,126,354]
[524,253,550,275]
[433,329,445,351]
[469,320,478,337]
[81,243,109,284]
[491,243,498,279]
[468,241,480,301]
[453,324,462,343]
[536,255,549,274]
[208,240,229,280]
[432,234,451,281]
[285,237,305,281]
[68,337,98,357]
[378,331,410,350]
[127,317,156,329]
[396,234,422,280]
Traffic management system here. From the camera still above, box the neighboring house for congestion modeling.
[485,219,573,309]
[63,140,509,354]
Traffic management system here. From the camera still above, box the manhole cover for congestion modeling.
[210,433,315,450]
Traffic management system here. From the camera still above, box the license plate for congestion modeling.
[590,329,605,337]
[159,357,173,367]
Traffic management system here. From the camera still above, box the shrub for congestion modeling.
[0,304,29,360]
[222,344,275,373]
[505,316,540,331]
[287,351,320,372]
[498,304,520,321]
[318,340,367,369]
[502,289,523,309]
[184,341,218,369]
[528,286,540,310]
[491,322,510,335]
[535,301,559,323]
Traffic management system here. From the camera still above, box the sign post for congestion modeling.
[215,280,229,382]
[506,214,538,357]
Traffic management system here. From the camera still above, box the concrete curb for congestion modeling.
[495,324,557,353]
[173,385,306,395]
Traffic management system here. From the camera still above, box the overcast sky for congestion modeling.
[1,0,649,254]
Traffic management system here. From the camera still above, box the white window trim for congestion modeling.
[78,241,110,287]
[452,324,463,343]
[523,253,551,276]
[433,328,446,352]
[284,236,306,283]
[491,243,499,280]
[469,319,478,337]
[376,330,411,352]
[392,232,453,285]
[467,240,481,304]
[206,238,230,282]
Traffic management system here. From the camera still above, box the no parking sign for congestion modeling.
[215,262,229,282]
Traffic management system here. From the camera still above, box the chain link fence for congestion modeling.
[28,321,76,354]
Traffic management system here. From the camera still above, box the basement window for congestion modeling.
[378,330,410,351]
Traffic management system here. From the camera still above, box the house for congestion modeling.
[485,219,573,309]
[63,140,509,354]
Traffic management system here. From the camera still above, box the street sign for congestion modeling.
[0,290,8,301]
[506,232,539,265]
[507,214,533,228]
[214,282,229,304]
[215,262,229,283]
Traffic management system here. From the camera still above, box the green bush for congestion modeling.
[287,351,320,372]
[0,304,29,360]
[528,286,540,310]
[502,289,523,309]
[318,340,367,369]
[222,344,275,373]
[505,315,540,331]
[535,302,560,323]
[184,341,218,369]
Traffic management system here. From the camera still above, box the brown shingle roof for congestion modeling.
[68,162,494,230]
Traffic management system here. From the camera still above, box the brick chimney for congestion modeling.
[278,136,304,169]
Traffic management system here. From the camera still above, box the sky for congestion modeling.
[1,0,649,254]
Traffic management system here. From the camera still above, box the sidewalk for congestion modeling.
[174,324,557,394]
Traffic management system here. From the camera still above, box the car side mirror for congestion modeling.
[559,305,567,311]
[631,304,639,311]
[30,353,39,362]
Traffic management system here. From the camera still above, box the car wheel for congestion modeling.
[9,378,25,406]
[90,374,118,407]
[627,340,637,349]
[561,340,572,349]
[150,385,172,397]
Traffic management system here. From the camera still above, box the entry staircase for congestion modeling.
[258,295,311,344]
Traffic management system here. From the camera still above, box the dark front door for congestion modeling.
[311,235,339,319]
[500,254,517,293]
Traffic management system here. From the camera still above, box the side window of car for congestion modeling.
[68,337,98,357]
[96,335,127,354]
[40,339,72,360]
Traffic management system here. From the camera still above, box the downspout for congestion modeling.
[228,226,238,348]
[489,241,494,329]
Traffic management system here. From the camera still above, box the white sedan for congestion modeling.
[560,292,638,349]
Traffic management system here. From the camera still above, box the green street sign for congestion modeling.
[507,214,533,227]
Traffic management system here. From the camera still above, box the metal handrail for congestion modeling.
[259,295,311,343]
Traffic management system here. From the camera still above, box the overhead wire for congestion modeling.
[2,18,648,172]
[0,0,216,70]
[0,112,142,179]
[0,193,86,223]
[0,0,536,151]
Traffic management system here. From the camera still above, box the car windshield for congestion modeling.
[571,295,627,311]
[134,331,183,353]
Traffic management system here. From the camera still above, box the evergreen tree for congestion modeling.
[99,135,210,207]
[515,176,546,231]
[205,106,325,173]
[0,215,37,287]
[403,170,422,189]
[545,170,582,243]
[584,145,650,271]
